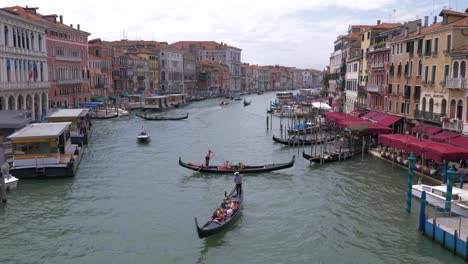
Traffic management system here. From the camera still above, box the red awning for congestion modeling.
[449,136,468,149]
[349,109,367,117]
[378,115,402,127]
[332,101,342,107]
[425,144,468,163]
[406,139,433,156]
[370,113,387,123]
[323,112,348,122]
[411,125,442,136]
[378,134,419,149]
[430,131,460,143]
[361,111,379,120]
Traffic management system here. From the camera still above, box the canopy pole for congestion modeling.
[446,167,455,213]
[406,153,415,214]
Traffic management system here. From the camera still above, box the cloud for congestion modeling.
[1,0,465,70]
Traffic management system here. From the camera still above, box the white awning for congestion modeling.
[311,102,331,110]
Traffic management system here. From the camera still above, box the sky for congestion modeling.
[2,0,466,70]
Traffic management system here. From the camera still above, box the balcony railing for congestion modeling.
[442,118,463,132]
[57,79,87,85]
[366,84,382,93]
[431,51,438,56]
[55,55,82,62]
[414,110,442,124]
[443,49,452,55]
[371,62,384,68]
[0,81,49,91]
[446,78,467,89]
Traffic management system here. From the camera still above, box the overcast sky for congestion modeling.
[2,0,466,70]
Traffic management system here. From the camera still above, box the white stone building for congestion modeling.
[0,9,49,120]
[159,48,184,94]
[345,57,360,113]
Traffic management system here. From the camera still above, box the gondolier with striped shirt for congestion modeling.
[233,172,242,195]
[205,149,214,167]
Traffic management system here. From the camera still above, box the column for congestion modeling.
[0,23,4,46]
[8,25,13,47]
[44,62,48,82]
[38,93,42,120]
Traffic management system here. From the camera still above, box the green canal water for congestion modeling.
[0,92,461,263]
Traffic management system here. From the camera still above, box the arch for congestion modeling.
[8,95,15,110]
[429,98,434,114]
[422,97,426,112]
[461,61,466,78]
[453,61,459,78]
[17,95,24,110]
[457,100,464,120]
[450,99,456,118]
[41,93,47,117]
[441,99,447,116]
[34,94,40,120]
[26,94,32,112]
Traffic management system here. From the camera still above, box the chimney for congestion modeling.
[442,15,448,25]
[416,23,421,34]
[424,16,429,27]
[70,24,73,28]
[59,15,63,24]
[77,24,80,30]
[377,20,381,25]
[404,27,408,37]
[433,16,437,24]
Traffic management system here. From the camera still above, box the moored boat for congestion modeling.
[179,156,295,174]
[195,186,243,238]
[3,174,18,191]
[272,135,336,146]
[233,97,242,101]
[302,150,355,163]
[412,184,468,217]
[243,99,251,106]
[136,112,189,121]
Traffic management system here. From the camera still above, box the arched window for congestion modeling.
[461,61,466,78]
[453,61,459,78]
[429,98,434,114]
[457,100,464,120]
[441,99,447,116]
[450,99,456,118]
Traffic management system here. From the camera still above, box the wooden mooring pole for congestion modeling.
[0,171,6,203]
[266,116,269,130]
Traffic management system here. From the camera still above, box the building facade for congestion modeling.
[0,8,49,120]
[88,38,113,97]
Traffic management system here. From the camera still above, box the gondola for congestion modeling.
[136,112,188,121]
[272,135,336,146]
[178,155,295,174]
[302,150,355,163]
[219,101,230,106]
[233,97,242,101]
[195,186,243,238]
[243,99,251,106]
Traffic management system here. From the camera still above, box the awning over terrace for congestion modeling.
[430,131,460,143]
[379,134,468,162]
[411,124,442,136]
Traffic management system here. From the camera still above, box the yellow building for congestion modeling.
[416,10,468,133]
[136,50,160,93]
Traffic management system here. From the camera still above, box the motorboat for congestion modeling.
[118,108,129,117]
[137,130,150,142]
[3,174,18,191]
[412,184,468,217]
[219,101,230,106]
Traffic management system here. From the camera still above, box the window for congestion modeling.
[434,38,439,54]
[409,61,413,76]
[443,64,449,83]
[367,32,370,39]
[425,39,431,55]
[417,39,423,53]
[446,35,452,52]
[453,61,459,78]
[431,65,436,82]
[418,60,422,76]
[424,66,429,81]
[397,84,400,95]
[461,61,466,78]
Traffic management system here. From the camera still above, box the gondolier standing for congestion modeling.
[234,171,242,195]
[205,149,214,167]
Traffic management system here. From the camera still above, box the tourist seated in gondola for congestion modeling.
[230,201,239,212]
[212,208,226,222]
[221,198,231,209]
[224,161,232,169]
[225,208,234,218]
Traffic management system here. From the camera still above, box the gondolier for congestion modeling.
[205,149,214,166]
[233,172,242,195]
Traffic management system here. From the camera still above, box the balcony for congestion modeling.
[0,46,47,57]
[0,81,49,91]
[446,78,467,89]
[431,51,438,56]
[55,55,82,62]
[371,62,384,69]
[367,84,382,93]
[414,110,442,124]
[442,118,463,132]
[443,49,452,55]
[57,79,87,85]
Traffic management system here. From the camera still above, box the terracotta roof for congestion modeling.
[343,32,360,39]
[439,9,468,17]
[372,23,402,30]
[2,6,89,34]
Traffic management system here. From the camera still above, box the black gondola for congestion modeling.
[136,112,188,121]
[178,155,295,174]
[272,135,336,146]
[195,186,243,238]
[243,99,251,106]
[302,151,355,163]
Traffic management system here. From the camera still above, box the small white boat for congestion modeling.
[412,184,468,217]
[118,108,129,117]
[3,174,18,191]
[137,131,150,142]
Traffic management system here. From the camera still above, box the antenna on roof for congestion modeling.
[392,9,396,23]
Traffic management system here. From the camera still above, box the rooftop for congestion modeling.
[47,109,89,118]
[7,122,71,140]
[0,110,32,129]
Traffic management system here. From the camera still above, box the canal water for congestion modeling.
[0,93,461,264]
